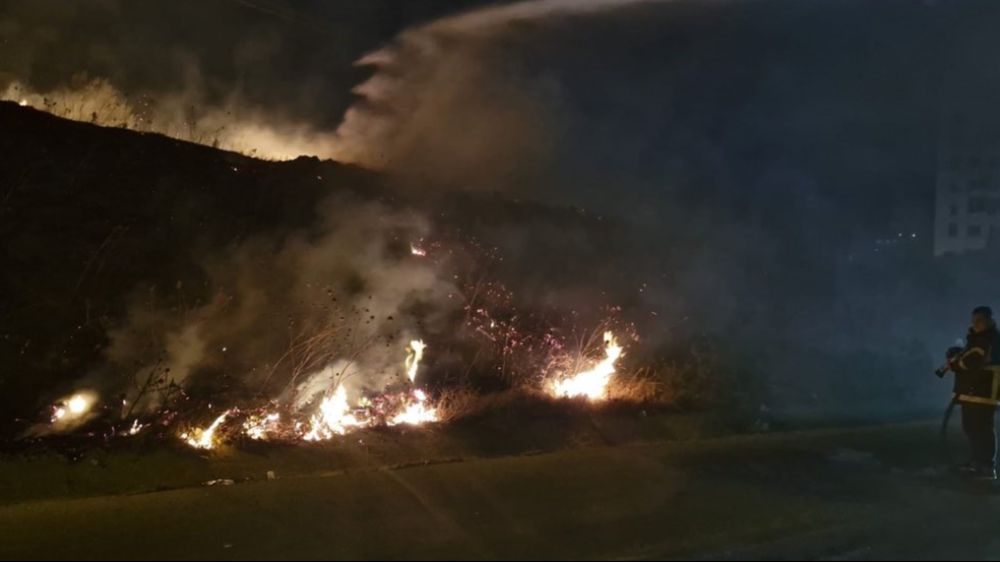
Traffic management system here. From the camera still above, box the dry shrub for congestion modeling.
[653,354,722,409]
[606,369,665,404]
[605,343,723,409]
[435,386,527,422]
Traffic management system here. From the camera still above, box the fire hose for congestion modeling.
[940,393,959,453]
[935,351,962,457]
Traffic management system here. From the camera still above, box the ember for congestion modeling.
[127,419,145,436]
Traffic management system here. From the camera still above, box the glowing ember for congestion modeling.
[549,332,624,401]
[181,410,231,450]
[127,419,145,436]
[51,391,97,424]
[388,389,439,426]
[302,386,365,441]
[69,395,90,414]
[243,412,281,441]
[405,339,427,383]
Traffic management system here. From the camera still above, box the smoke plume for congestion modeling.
[96,196,458,413]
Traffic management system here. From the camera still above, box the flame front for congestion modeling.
[549,332,623,401]
[168,331,627,448]
[178,338,441,448]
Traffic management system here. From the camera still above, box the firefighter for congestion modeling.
[946,306,1000,480]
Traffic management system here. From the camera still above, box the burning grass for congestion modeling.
[24,319,726,453]
[167,329,633,450]
[12,210,721,452]
[548,331,623,400]
[1,96,733,456]
[167,339,440,450]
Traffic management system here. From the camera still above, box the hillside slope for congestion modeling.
[0,103,384,424]
[0,102,617,433]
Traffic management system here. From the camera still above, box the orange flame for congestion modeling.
[181,410,231,450]
[549,332,623,401]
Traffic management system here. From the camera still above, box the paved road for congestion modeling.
[0,423,997,560]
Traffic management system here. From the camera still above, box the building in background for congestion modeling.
[934,109,1000,256]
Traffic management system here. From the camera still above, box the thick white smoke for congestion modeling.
[332,0,669,186]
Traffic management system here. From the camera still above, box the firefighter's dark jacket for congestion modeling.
[954,324,1000,406]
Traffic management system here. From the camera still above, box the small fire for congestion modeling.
[243,412,281,440]
[405,339,426,383]
[410,243,427,257]
[549,332,624,401]
[18,99,28,107]
[302,386,365,441]
[181,410,231,450]
[51,391,98,424]
[388,389,439,426]
[127,419,145,436]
